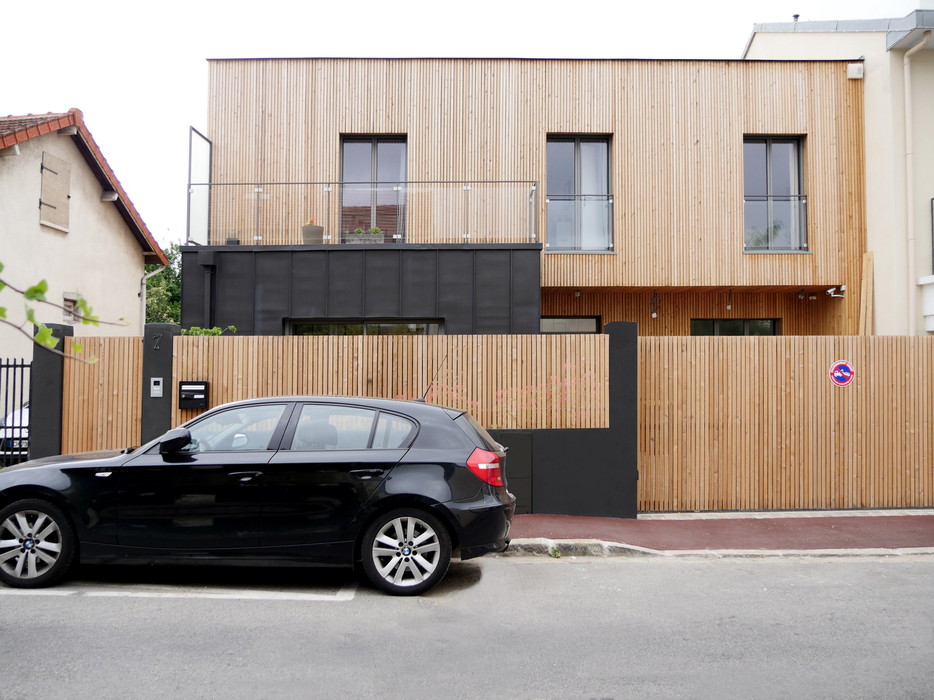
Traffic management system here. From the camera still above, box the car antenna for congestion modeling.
[418,355,448,402]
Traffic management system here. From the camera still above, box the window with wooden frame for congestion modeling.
[743,136,807,252]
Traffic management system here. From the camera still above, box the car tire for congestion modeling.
[0,499,76,589]
[361,508,452,596]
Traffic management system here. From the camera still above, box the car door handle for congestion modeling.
[350,469,385,480]
[229,471,264,483]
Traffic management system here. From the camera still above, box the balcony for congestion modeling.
[187,180,539,246]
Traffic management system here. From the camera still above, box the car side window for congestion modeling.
[290,405,376,450]
[373,413,416,448]
[185,404,287,453]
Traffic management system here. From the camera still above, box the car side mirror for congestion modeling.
[159,428,193,455]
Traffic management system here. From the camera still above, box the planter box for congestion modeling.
[345,233,384,244]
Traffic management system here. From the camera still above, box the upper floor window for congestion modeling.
[341,136,406,242]
[744,137,807,252]
[546,137,613,251]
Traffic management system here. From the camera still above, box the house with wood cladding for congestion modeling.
[745,8,934,336]
[182,56,868,339]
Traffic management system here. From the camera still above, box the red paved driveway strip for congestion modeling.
[510,514,934,551]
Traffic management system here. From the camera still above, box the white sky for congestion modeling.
[2,0,923,251]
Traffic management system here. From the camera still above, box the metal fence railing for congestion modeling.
[1,358,30,467]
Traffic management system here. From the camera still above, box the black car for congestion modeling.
[0,396,515,595]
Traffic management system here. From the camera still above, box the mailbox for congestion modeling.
[179,381,209,409]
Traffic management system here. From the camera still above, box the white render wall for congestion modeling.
[0,132,146,359]
[746,31,934,336]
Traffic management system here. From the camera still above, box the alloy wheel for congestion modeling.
[363,510,451,595]
[0,508,64,580]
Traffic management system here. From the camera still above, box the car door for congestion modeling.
[117,402,291,550]
[261,403,415,552]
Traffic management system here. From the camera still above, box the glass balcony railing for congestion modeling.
[545,195,614,251]
[187,181,539,247]
[744,196,808,252]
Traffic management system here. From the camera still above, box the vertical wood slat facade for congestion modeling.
[61,337,142,453]
[57,335,933,512]
[207,59,865,316]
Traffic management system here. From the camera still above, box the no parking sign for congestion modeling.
[829,360,855,387]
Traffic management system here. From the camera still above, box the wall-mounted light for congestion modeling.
[726,289,733,311]
[101,190,119,202]
[574,290,581,298]
[797,290,806,300]
[649,292,659,319]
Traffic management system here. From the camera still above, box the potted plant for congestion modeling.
[302,217,325,244]
[346,226,384,244]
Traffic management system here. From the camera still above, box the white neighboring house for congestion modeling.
[0,109,167,359]
[744,7,934,336]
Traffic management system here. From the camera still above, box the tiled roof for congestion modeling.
[0,112,74,143]
[0,109,167,265]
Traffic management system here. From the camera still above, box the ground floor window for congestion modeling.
[690,319,779,336]
[291,320,443,336]
[540,316,600,334]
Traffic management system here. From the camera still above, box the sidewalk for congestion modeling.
[504,509,934,558]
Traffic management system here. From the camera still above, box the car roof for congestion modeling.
[208,395,464,419]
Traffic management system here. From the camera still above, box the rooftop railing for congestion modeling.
[187,180,540,247]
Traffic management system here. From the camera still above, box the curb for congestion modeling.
[500,538,934,559]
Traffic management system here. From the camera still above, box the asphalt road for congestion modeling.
[1,555,932,699]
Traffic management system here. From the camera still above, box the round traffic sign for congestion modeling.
[829,360,855,387]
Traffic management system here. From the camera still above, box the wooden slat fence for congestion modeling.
[58,334,934,512]
[171,334,610,429]
[639,336,934,511]
[61,337,142,453]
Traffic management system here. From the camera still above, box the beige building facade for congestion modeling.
[745,7,934,335]
[0,110,166,359]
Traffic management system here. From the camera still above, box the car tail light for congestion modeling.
[466,448,503,487]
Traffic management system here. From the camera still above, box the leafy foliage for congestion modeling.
[181,325,237,336]
[145,243,181,324]
[0,260,99,360]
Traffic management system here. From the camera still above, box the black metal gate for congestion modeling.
[1,358,30,467]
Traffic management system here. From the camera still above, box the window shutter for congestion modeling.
[40,151,70,231]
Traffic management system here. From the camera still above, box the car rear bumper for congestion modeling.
[440,490,516,561]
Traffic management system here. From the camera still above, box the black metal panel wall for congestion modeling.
[490,322,639,518]
[140,324,181,443]
[181,244,542,335]
[28,324,72,460]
